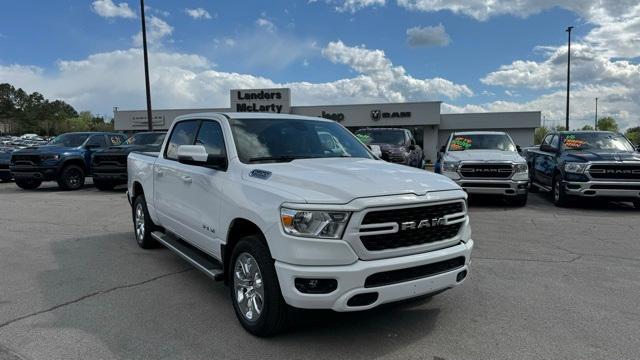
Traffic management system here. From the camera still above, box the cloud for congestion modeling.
[255,18,276,32]
[406,24,451,47]
[335,0,385,12]
[185,8,213,20]
[91,0,136,19]
[132,16,173,47]
[0,41,472,117]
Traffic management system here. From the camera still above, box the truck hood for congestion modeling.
[93,144,159,156]
[444,150,524,163]
[562,150,640,163]
[242,158,461,204]
[12,145,80,155]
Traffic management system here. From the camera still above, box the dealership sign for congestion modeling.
[371,109,411,120]
[320,111,345,122]
[131,115,165,128]
[231,88,291,113]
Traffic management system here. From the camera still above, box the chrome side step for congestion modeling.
[532,182,552,192]
[151,231,224,281]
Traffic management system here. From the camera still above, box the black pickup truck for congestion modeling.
[524,131,640,208]
[354,128,424,168]
[91,131,166,190]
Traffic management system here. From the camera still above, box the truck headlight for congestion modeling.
[564,162,587,174]
[280,208,350,239]
[41,154,60,161]
[514,163,528,173]
[442,161,459,172]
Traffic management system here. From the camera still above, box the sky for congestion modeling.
[0,0,639,131]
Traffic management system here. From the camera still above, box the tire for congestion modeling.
[512,194,528,207]
[15,178,41,190]
[94,179,116,191]
[132,194,158,249]
[552,175,569,207]
[230,236,290,337]
[57,165,85,190]
[633,199,640,209]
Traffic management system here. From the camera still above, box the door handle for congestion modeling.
[181,175,192,184]
[155,168,163,176]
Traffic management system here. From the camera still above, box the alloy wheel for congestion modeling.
[135,203,145,243]
[233,252,264,322]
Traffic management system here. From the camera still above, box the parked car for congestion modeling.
[10,132,127,190]
[0,147,15,182]
[128,113,473,336]
[92,131,166,190]
[436,131,529,206]
[355,128,424,168]
[524,131,640,208]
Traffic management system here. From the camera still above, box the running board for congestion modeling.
[532,182,552,192]
[151,231,224,281]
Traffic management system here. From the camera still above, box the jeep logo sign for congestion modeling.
[371,109,411,121]
[320,111,345,122]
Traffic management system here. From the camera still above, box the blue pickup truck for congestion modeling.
[524,131,640,208]
[10,132,127,190]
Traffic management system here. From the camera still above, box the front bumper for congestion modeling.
[0,167,11,180]
[456,179,528,196]
[92,169,127,182]
[10,165,59,181]
[564,180,640,199]
[275,240,473,312]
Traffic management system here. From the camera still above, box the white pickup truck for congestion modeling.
[437,131,530,206]
[127,112,473,336]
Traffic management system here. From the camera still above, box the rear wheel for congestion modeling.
[552,175,569,207]
[132,195,157,249]
[57,165,85,190]
[15,178,41,190]
[230,236,290,337]
[94,179,116,191]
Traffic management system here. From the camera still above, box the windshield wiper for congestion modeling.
[248,155,318,162]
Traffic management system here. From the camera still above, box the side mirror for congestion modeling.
[408,144,416,150]
[539,144,557,153]
[516,145,522,153]
[177,145,227,170]
[439,145,446,153]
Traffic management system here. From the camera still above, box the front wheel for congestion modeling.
[230,236,290,337]
[132,195,158,249]
[552,175,570,207]
[57,165,85,190]
[15,178,42,190]
[512,194,528,207]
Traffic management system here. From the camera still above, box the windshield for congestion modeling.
[230,118,374,163]
[448,134,516,151]
[561,133,635,151]
[355,129,405,146]
[50,133,90,147]
[126,133,166,147]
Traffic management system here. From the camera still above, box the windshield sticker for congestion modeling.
[450,137,473,151]
[110,136,121,145]
[563,135,586,149]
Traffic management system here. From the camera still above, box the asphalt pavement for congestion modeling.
[0,181,639,360]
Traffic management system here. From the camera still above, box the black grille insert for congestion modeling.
[459,164,512,178]
[94,154,127,166]
[11,154,41,166]
[461,182,510,188]
[365,256,465,288]
[360,202,465,251]
[589,164,640,180]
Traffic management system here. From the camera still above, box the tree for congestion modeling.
[581,125,594,130]
[534,126,549,145]
[597,117,618,132]
[625,126,640,145]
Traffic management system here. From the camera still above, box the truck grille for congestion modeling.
[11,154,41,166]
[459,164,512,178]
[94,155,126,166]
[365,256,465,288]
[588,164,640,180]
[359,202,465,251]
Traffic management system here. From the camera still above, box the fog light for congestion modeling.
[294,278,337,294]
[456,270,467,282]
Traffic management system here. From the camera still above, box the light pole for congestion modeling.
[565,26,573,131]
[140,0,153,131]
[594,97,598,130]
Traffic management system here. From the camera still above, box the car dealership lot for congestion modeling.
[0,182,639,360]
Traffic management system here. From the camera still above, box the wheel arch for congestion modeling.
[58,158,87,175]
[223,218,268,285]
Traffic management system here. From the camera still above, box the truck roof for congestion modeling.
[174,112,334,123]
[453,131,507,136]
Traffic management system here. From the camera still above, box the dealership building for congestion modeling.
[113,88,541,163]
